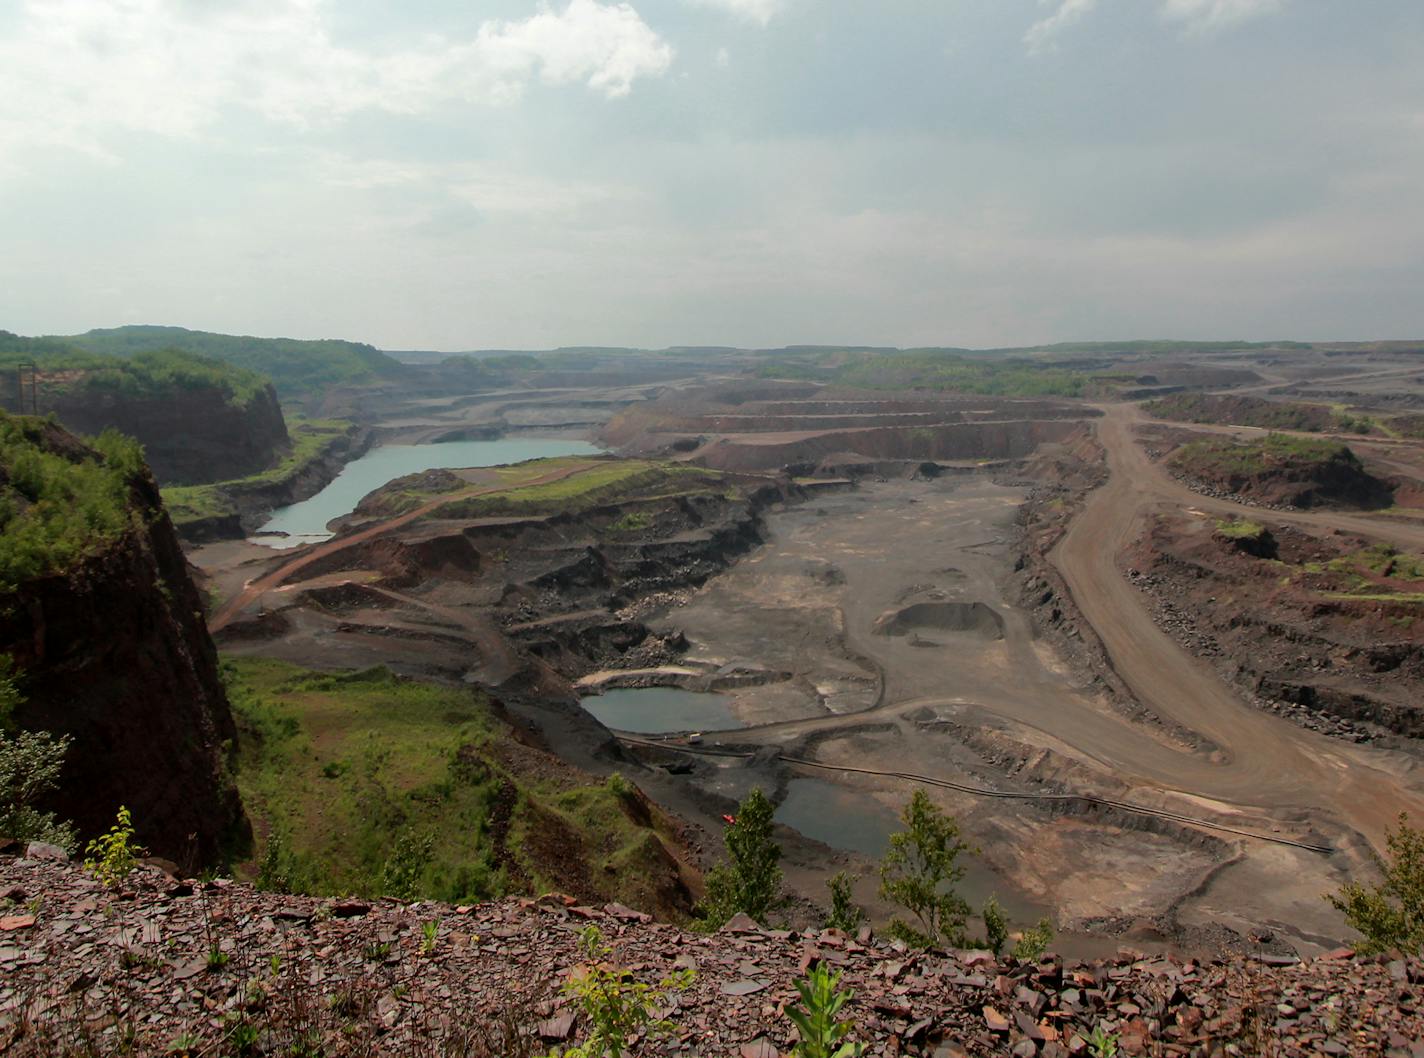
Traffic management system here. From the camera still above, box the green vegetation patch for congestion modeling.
[0,413,145,591]
[1214,518,1266,540]
[1,333,270,410]
[162,417,353,525]
[1170,433,1356,477]
[425,459,726,521]
[757,348,1133,397]
[59,326,402,396]
[1146,393,1373,434]
[225,658,684,907]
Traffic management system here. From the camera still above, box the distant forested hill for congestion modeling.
[57,325,403,396]
[0,333,291,485]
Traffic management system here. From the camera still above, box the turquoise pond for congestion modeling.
[256,437,602,548]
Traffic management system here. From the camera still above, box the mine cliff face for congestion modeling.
[2,443,246,867]
[45,381,290,486]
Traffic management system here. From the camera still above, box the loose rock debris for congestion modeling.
[2,852,1422,1057]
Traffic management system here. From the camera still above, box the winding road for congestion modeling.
[209,460,600,634]
[1053,404,1424,849]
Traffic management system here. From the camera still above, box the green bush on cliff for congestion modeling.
[0,660,77,851]
[1330,813,1424,955]
[0,413,144,590]
[78,349,268,408]
[0,333,270,410]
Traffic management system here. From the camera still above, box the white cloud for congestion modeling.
[1024,0,1287,52]
[688,0,785,27]
[0,0,673,160]
[1024,0,1098,55]
[1161,0,1287,31]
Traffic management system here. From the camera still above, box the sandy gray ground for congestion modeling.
[641,475,1392,955]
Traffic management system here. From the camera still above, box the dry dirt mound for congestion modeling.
[873,601,1005,640]
[1168,435,1393,509]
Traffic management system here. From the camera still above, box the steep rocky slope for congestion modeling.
[0,414,245,867]
[43,375,289,486]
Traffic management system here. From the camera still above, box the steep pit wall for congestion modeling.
[692,419,1089,472]
[46,382,289,487]
[1,465,246,866]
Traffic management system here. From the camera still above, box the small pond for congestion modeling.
[255,436,601,548]
[580,687,740,734]
[775,777,1051,920]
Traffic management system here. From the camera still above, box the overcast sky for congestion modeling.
[1,0,1421,350]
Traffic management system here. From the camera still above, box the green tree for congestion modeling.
[1012,918,1055,961]
[1329,813,1424,955]
[878,789,973,948]
[696,788,782,929]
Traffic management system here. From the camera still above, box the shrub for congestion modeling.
[0,727,76,851]
[786,963,864,1058]
[878,789,973,948]
[0,658,77,850]
[1012,917,1055,961]
[695,788,783,929]
[84,805,142,887]
[825,871,865,933]
[554,926,693,1058]
[982,895,1008,956]
[380,828,435,900]
[1329,812,1424,955]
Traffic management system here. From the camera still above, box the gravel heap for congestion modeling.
[2,847,1422,1057]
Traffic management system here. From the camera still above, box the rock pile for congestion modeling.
[2,852,1421,1057]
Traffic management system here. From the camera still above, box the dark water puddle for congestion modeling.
[581,687,740,734]
[775,777,1051,922]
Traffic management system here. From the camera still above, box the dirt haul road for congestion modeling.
[209,461,600,635]
[1053,403,1424,853]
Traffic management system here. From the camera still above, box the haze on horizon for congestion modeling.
[1,0,1421,352]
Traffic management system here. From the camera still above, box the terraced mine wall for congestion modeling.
[692,419,1089,472]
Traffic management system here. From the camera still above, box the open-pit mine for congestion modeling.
[193,343,1424,958]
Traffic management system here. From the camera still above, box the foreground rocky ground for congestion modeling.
[3,850,1422,1057]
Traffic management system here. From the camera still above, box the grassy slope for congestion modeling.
[225,659,693,912]
[1145,393,1374,434]
[1169,433,1356,477]
[428,460,728,520]
[755,348,1133,396]
[60,326,403,396]
[162,418,353,524]
[357,457,729,521]
[0,413,146,591]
